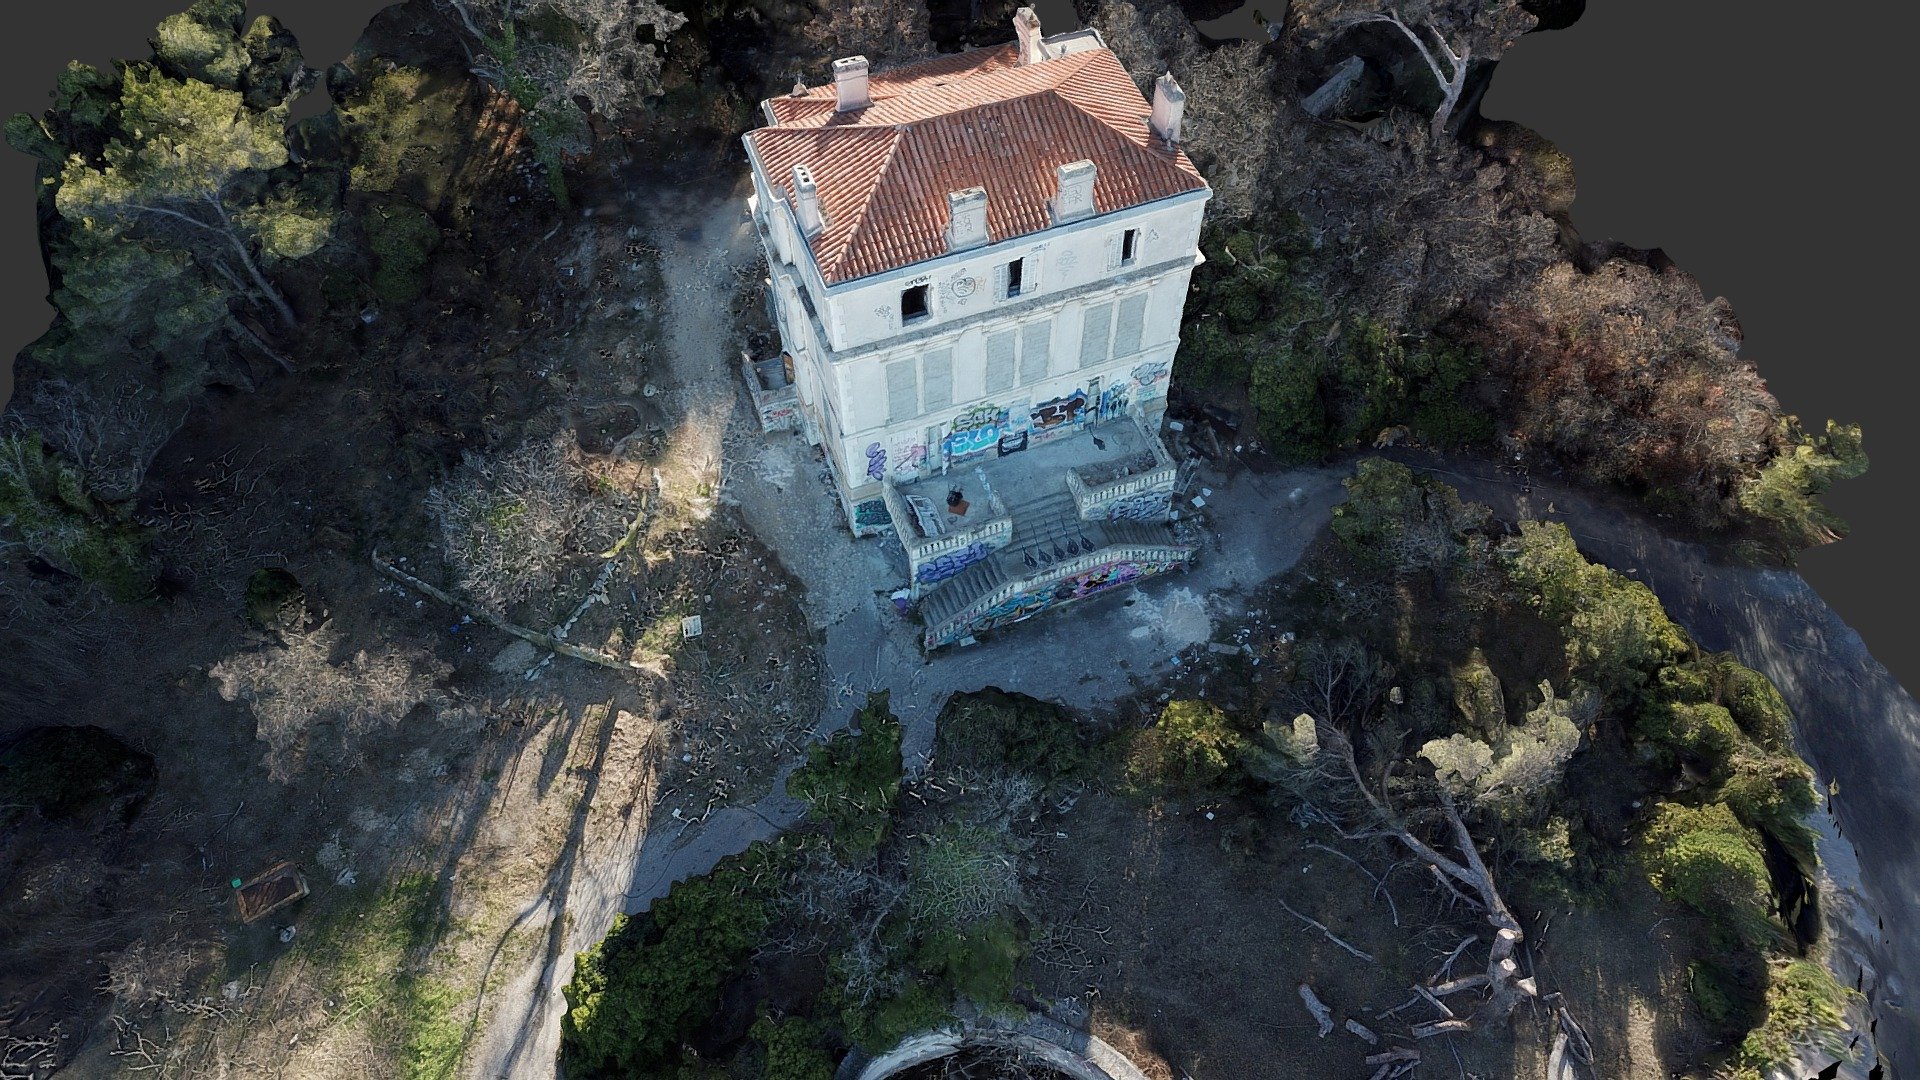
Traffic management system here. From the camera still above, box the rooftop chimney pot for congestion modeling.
[1151,72,1186,147]
[1014,7,1044,65]
[792,165,825,237]
[833,55,870,112]
[945,187,989,252]
[1049,159,1096,225]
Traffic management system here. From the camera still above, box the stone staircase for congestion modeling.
[916,481,1191,641]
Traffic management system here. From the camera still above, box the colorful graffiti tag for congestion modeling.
[1097,382,1130,420]
[1104,489,1170,522]
[889,435,928,479]
[1029,390,1087,434]
[1130,360,1171,403]
[865,442,887,481]
[942,404,1008,460]
[928,554,1185,647]
[853,498,891,530]
[917,541,990,584]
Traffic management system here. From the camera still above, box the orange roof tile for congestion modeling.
[746,45,1208,285]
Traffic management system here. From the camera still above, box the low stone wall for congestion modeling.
[923,543,1192,649]
[844,1016,1150,1080]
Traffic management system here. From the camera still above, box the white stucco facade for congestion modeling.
[740,21,1211,534]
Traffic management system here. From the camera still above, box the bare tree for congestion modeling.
[209,620,450,780]
[8,377,188,503]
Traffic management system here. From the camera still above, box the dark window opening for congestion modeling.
[1006,259,1024,297]
[1121,228,1139,264]
[901,284,930,322]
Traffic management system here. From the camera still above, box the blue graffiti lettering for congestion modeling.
[917,541,989,584]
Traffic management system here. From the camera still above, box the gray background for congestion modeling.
[3,1,1916,695]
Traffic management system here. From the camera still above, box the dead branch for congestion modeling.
[1276,897,1374,962]
[1298,983,1335,1037]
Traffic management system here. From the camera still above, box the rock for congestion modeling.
[490,639,541,675]
[1303,56,1368,119]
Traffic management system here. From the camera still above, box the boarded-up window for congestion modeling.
[885,360,918,425]
[984,331,1017,393]
[1019,320,1051,384]
[922,348,953,410]
[1079,302,1113,370]
[1113,293,1147,358]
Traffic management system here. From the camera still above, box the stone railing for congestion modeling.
[1067,421,1177,521]
[925,540,1194,649]
[883,481,1011,595]
[739,349,799,433]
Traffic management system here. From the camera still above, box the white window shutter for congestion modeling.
[885,360,918,425]
[923,349,953,410]
[1019,320,1051,384]
[985,331,1017,393]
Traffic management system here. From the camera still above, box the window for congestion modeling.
[1113,293,1147,357]
[885,360,918,424]
[1121,228,1140,264]
[1079,302,1113,370]
[984,331,1017,393]
[1005,258,1024,298]
[901,284,930,323]
[1019,320,1051,384]
[923,349,954,410]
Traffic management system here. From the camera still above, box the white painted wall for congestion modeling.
[745,115,1210,519]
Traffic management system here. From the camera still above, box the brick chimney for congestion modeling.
[1014,7,1044,65]
[945,187,989,252]
[792,165,825,237]
[1150,72,1185,147]
[833,56,870,112]
[1048,159,1096,225]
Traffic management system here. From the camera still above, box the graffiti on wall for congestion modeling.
[917,541,990,584]
[853,498,891,530]
[889,433,928,479]
[1130,361,1171,404]
[942,404,1008,460]
[1104,489,1170,522]
[929,555,1185,646]
[865,442,887,481]
[1029,390,1087,435]
[1098,381,1130,420]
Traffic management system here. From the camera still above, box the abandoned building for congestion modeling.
[740,8,1211,649]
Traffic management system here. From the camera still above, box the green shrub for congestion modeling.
[1503,521,1688,704]
[789,692,902,855]
[560,862,771,1077]
[911,915,1024,1009]
[0,430,155,601]
[934,689,1097,781]
[1636,701,1741,772]
[1720,747,1818,865]
[1126,700,1246,795]
[843,982,952,1053]
[0,725,154,822]
[244,567,304,628]
[1738,419,1866,556]
[365,200,440,306]
[1689,957,1761,1032]
[1639,801,1776,947]
[750,1014,833,1080]
[1729,960,1855,1080]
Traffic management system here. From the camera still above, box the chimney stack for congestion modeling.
[1014,7,1044,65]
[1049,159,1096,225]
[833,55,870,112]
[945,188,989,252]
[792,165,825,237]
[1150,72,1186,147]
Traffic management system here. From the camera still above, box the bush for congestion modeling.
[1126,699,1246,795]
[750,1014,833,1080]
[1639,801,1776,947]
[1689,957,1761,1032]
[365,200,439,306]
[789,693,902,855]
[1720,747,1818,865]
[845,982,952,1053]
[1729,960,1856,1080]
[560,862,771,1077]
[910,915,1024,1009]
[0,430,155,601]
[1738,419,1866,556]
[1636,701,1742,772]
[1503,521,1689,704]
[934,689,1097,781]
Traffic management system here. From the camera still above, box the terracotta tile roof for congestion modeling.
[746,45,1208,285]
